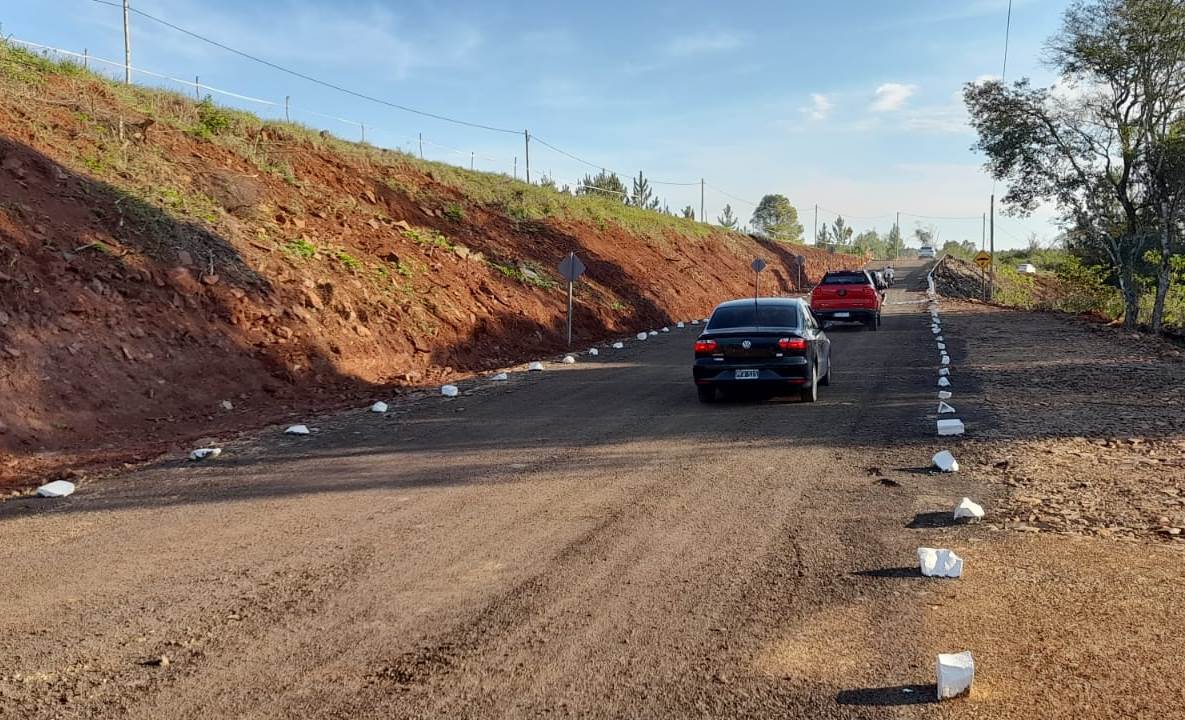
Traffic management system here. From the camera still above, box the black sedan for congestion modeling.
[692,297,832,403]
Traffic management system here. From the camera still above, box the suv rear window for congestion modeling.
[820,271,871,285]
[708,303,801,330]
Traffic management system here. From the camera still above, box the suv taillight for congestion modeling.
[694,339,718,355]
[778,337,806,351]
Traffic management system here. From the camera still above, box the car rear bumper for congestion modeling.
[812,309,878,323]
[693,357,810,385]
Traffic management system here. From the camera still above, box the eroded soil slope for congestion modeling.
[0,48,859,485]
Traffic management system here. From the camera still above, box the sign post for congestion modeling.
[751,258,767,300]
[973,251,992,301]
[558,252,586,346]
[795,254,806,292]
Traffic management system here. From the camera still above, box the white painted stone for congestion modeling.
[36,480,75,498]
[938,377,951,387]
[285,424,310,435]
[220,400,234,411]
[588,348,599,356]
[953,497,985,522]
[932,326,941,334]
[938,390,952,400]
[661,327,670,333]
[938,401,956,414]
[189,448,222,461]
[941,355,951,366]
[491,372,509,381]
[691,320,700,325]
[918,547,964,578]
[441,384,459,397]
[937,418,965,436]
[939,367,950,376]
[937,342,947,350]
[648,330,658,336]
[370,401,389,413]
[937,335,944,342]
[612,341,625,349]
[637,332,648,340]
[932,450,959,472]
[528,361,545,372]
[936,651,975,700]
[562,355,576,364]
[676,322,685,328]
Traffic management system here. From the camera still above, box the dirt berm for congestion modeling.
[0,45,861,486]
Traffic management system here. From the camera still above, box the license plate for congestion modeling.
[735,369,759,380]
[833,312,850,318]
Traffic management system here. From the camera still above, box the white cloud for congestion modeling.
[803,93,833,121]
[871,83,918,112]
[663,32,744,57]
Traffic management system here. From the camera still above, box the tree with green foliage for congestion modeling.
[831,216,854,247]
[718,204,738,229]
[853,229,889,258]
[681,206,695,220]
[886,223,903,258]
[964,0,1185,330]
[816,224,832,247]
[577,170,628,202]
[750,194,804,242]
[630,171,661,210]
[538,173,558,192]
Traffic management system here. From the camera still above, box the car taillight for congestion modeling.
[694,339,718,354]
[778,337,806,351]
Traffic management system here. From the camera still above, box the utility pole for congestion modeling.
[122,0,132,84]
[700,178,704,224]
[524,129,531,184]
[513,156,517,180]
[813,204,818,245]
[895,211,900,260]
[989,194,996,298]
[194,76,200,100]
[360,124,365,143]
[83,48,88,70]
[284,96,290,122]
[418,133,423,159]
[470,151,474,170]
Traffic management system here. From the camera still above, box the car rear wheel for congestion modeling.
[696,385,717,403]
[820,354,831,386]
[800,365,818,403]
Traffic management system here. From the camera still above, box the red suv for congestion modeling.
[809,270,883,330]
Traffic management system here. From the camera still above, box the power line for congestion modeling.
[704,183,757,206]
[89,0,520,135]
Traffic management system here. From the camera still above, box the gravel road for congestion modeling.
[0,261,1111,719]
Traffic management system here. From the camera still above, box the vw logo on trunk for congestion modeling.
[742,340,752,349]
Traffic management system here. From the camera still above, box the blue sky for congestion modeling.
[3,0,1071,249]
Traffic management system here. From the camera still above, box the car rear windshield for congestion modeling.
[819,271,870,285]
[708,303,800,330]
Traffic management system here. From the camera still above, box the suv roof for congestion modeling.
[819,270,872,284]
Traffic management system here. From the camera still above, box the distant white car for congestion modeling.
[918,245,936,259]
[1017,263,1038,274]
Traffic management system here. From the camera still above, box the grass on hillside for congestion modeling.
[0,40,731,248]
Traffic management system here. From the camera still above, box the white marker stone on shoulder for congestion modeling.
[612,341,625,349]
[937,418,965,436]
[189,448,222,460]
[637,332,648,340]
[588,348,599,356]
[932,450,959,472]
[36,480,76,497]
[370,401,389,413]
[285,425,310,435]
[491,372,509,381]
[528,361,544,372]
[953,497,984,522]
[441,384,459,397]
[936,651,975,700]
[918,547,963,578]
[562,355,576,364]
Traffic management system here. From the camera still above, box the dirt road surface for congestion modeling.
[2,260,1182,719]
